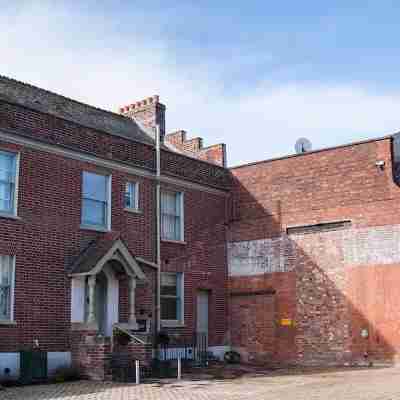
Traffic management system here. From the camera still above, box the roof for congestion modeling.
[0,75,155,146]
[68,233,150,279]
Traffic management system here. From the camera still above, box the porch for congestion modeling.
[68,235,156,380]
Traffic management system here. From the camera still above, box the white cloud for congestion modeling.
[1,3,400,166]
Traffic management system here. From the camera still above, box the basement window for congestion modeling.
[286,220,351,235]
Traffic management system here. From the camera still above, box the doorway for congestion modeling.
[197,290,209,347]
[95,271,108,336]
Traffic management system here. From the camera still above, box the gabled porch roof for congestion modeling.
[68,233,149,280]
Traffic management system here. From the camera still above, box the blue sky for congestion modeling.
[2,1,400,166]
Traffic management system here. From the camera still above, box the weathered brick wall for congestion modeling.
[0,138,158,352]
[229,138,400,365]
[71,331,112,381]
[0,106,229,354]
[160,182,229,347]
[0,99,231,190]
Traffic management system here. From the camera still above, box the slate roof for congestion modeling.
[68,232,121,275]
[0,75,155,146]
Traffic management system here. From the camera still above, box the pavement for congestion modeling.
[1,365,400,400]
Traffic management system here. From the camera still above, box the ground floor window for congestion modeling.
[161,272,184,325]
[0,255,15,321]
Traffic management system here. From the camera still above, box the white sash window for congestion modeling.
[124,182,139,210]
[161,191,184,241]
[161,272,184,324]
[0,255,15,321]
[0,151,18,215]
[81,171,111,229]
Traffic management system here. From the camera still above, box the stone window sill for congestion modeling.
[80,224,110,233]
[0,212,20,221]
[161,321,186,328]
[161,239,186,245]
[0,320,17,326]
[124,208,143,215]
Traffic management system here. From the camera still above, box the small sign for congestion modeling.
[281,318,292,326]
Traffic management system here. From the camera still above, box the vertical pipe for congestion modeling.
[135,360,140,385]
[156,125,162,332]
[177,357,182,380]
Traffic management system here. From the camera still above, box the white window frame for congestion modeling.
[80,171,112,232]
[0,150,20,219]
[0,255,16,324]
[124,181,139,211]
[160,272,184,327]
[160,190,184,242]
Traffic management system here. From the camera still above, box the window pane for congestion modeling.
[161,191,177,215]
[0,255,12,320]
[0,182,13,212]
[82,172,107,201]
[0,286,10,319]
[162,214,177,240]
[161,297,178,320]
[82,199,107,226]
[0,152,15,183]
[125,182,137,208]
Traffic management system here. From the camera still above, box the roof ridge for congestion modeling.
[0,74,132,123]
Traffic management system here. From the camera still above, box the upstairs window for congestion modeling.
[124,182,139,210]
[0,151,18,215]
[161,191,184,241]
[0,255,15,321]
[161,272,184,324]
[81,171,110,229]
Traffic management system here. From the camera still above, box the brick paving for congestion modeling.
[1,367,400,400]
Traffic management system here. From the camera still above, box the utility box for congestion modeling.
[20,350,47,384]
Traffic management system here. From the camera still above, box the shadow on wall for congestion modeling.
[228,174,398,366]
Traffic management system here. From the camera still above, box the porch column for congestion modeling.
[87,275,96,324]
[129,277,138,328]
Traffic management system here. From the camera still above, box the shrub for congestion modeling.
[53,366,81,383]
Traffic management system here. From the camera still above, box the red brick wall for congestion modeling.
[229,138,400,365]
[0,102,229,354]
[160,183,229,347]
[165,130,227,167]
[0,100,231,190]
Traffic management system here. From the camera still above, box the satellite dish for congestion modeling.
[295,138,312,154]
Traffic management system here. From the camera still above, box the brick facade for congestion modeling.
[228,138,400,366]
[0,76,230,379]
[2,74,400,378]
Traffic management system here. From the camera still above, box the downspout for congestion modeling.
[156,124,162,332]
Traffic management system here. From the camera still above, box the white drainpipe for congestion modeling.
[156,125,161,332]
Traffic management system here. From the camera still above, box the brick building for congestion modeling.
[1,74,400,380]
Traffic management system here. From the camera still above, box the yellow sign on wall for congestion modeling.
[281,318,292,326]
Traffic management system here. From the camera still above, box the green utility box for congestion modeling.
[20,350,47,384]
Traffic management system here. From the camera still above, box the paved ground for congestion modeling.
[1,366,400,400]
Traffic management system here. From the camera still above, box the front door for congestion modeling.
[197,290,209,347]
[95,272,108,336]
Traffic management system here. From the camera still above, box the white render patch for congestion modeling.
[229,224,400,277]
[228,236,295,276]
[343,225,400,266]
[47,352,71,376]
[0,352,19,378]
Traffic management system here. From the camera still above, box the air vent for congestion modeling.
[286,220,351,235]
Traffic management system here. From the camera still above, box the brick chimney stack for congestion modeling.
[165,130,227,167]
[119,95,166,143]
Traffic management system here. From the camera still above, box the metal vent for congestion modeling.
[286,220,351,235]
